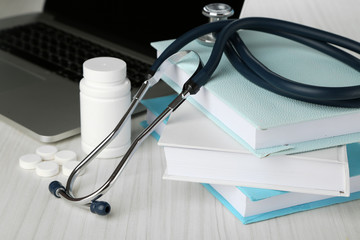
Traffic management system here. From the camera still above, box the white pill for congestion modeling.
[62,161,85,176]
[19,153,42,169]
[54,150,77,165]
[36,145,58,160]
[36,161,59,177]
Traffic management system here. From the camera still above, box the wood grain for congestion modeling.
[0,0,360,239]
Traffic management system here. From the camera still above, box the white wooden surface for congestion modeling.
[0,0,360,239]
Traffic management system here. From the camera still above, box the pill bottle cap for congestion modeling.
[83,57,126,83]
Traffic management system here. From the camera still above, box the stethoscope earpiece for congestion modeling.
[49,180,65,198]
[90,201,111,216]
[48,51,203,215]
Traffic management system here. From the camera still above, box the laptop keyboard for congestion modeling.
[0,22,151,88]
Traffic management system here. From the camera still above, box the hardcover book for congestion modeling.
[151,31,360,157]
[203,142,360,224]
[158,100,350,196]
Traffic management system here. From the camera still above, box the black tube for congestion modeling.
[151,17,360,107]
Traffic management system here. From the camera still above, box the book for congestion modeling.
[202,142,360,224]
[140,94,177,141]
[158,99,350,196]
[150,30,360,157]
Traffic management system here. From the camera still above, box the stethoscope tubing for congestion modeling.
[227,33,360,106]
[152,17,360,107]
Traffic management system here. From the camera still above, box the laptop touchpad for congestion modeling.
[0,60,42,94]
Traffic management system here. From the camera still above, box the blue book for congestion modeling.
[203,142,360,224]
[140,94,177,141]
[151,31,360,157]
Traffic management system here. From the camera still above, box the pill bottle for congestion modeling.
[80,57,131,158]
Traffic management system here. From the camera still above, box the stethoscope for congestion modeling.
[49,6,360,215]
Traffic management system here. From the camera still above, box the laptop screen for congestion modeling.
[44,0,244,57]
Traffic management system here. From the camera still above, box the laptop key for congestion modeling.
[0,22,151,87]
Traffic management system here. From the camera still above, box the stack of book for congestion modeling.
[140,95,360,224]
[141,30,360,224]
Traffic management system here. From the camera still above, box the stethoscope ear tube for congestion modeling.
[49,51,203,215]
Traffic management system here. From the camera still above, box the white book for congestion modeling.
[151,30,360,156]
[204,142,360,224]
[157,100,350,196]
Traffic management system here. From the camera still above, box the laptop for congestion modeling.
[0,0,243,142]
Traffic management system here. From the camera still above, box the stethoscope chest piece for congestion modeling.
[198,3,234,46]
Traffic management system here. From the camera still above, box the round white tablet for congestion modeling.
[36,145,58,160]
[62,161,85,176]
[36,161,59,177]
[19,153,42,169]
[54,150,77,165]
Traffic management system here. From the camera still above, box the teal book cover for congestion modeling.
[151,31,360,157]
[140,94,177,141]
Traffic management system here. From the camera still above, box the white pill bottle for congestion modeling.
[80,57,131,158]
